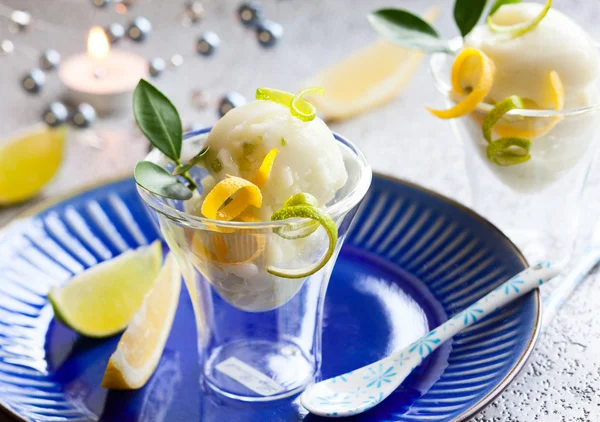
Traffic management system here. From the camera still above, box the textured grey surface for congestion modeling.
[0,0,599,420]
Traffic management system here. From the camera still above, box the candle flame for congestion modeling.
[87,26,109,59]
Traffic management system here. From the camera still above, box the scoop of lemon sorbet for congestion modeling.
[465,2,600,108]
[197,100,348,220]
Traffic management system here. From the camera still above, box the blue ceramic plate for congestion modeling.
[0,174,537,422]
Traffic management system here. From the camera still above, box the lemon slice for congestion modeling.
[48,241,162,338]
[304,6,439,121]
[0,124,66,205]
[102,252,181,390]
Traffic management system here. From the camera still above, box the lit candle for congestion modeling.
[59,26,149,114]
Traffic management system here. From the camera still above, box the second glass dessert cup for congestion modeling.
[430,52,600,266]
[138,128,372,402]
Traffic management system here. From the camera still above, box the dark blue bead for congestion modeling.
[72,103,96,128]
[21,69,45,94]
[127,16,152,42]
[256,20,283,48]
[43,102,69,127]
[237,2,263,27]
[218,92,246,117]
[196,31,220,56]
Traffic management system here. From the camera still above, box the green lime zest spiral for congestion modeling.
[255,87,294,107]
[267,195,337,279]
[274,193,320,240]
[486,137,531,166]
[291,87,325,122]
[482,95,524,143]
[487,0,552,38]
[255,87,324,122]
[483,96,532,166]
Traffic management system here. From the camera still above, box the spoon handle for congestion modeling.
[396,262,560,364]
[542,250,600,328]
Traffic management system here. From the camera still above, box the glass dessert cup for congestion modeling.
[430,52,600,266]
[138,128,372,402]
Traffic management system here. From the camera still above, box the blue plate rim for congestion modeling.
[0,172,539,422]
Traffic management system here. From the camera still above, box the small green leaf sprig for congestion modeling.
[368,0,522,54]
[133,79,208,200]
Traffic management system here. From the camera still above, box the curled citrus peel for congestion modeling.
[256,87,324,122]
[493,70,564,140]
[197,149,279,260]
[291,87,325,121]
[482,95,525,143]
[267,200,337,279]
[275,193,320,240]
[256,87,294,106]
[217,148,279,220]
[427,48,495,119]
[251,148,279,188]
[487,0,552,38]
[486,137,531,166]
[201,176,262,221]
[211,233,267,264]
[483,96,532,166]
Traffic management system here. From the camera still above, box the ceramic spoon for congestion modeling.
[301,261,560,418]
[542,220,600,328]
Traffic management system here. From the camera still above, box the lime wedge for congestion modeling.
[48,241,163,338]
[0,124,66,205]
[268,204,338,279]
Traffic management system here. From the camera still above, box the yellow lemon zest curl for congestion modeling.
[426,48,495,119]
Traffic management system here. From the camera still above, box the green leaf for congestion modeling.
[173,146,209,176]
[133,79,183,163]
[134,161,193,200]
[368,8,452,54]
[489,0,521,16]
[454,0,488,37]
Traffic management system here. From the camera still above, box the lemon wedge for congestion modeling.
[0,124,66,205]
[102,252,181,390]
[48,241,162,338]
[305,6,439,121]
